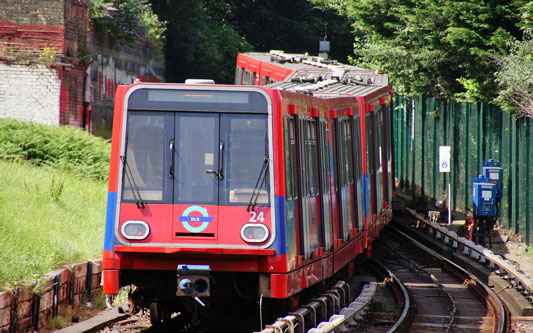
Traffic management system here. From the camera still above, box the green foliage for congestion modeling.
[312,0,523,101]
[90,0,166,48]
[494,33,533,117]
[150,0,252,84]
[0,160,106,288]
[0,118,110,181]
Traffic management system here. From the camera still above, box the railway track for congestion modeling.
[367,223,510,332]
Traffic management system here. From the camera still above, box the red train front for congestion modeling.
[102,52,394,327]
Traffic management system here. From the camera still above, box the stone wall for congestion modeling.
[90,33,164,138]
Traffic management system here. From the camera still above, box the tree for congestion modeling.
[206,0,354,62]
[149,0,355,83]
[150,0,252,84]
[312,0,523,101]
[494,2,533,117]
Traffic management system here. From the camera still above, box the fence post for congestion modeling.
[464,103,470,211]
[513,119,519,234]
[525,118,530,246]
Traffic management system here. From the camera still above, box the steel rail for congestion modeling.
[366,258,413,333]
[389,224,510,333]
[405,207,533,301]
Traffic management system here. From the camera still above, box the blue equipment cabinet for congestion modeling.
[482,159,503,199]
[472,175,497,216]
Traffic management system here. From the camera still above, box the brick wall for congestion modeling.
[0,260,103,332]
[0,0,64,26]
[0,0,91,128]
[0,0,164,136]
[0,64,61,125]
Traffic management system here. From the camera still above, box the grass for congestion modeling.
[0,160,107,288]
[0,118,110,288]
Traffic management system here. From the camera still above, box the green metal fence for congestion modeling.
[393,96,532,245]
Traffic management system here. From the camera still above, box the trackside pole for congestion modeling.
[448,183,451,225]
[439,146,451,225]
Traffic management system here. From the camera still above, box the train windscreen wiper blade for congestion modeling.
[120,155,146,209]
[247,157,269,212]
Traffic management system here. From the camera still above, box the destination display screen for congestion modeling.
[128,88,268,113]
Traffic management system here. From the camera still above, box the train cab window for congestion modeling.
[220,114,270,206]
[122,111,174,204]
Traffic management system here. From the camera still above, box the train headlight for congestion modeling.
[240,224,269,243]
[121,220,150,240]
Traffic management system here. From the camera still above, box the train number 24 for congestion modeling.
[249,211,265,222]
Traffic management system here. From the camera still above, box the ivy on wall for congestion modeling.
[90,0,166,49]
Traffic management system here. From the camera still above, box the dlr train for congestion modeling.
[102,51,394,327]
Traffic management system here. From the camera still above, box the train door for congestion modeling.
[383,104,394,202]
[365,112,375,217]
[317,118,332,251]
[352,115,364,231]
[295,115,321,258]
[335,117,354,240]
[283,116,299,259]
[172,113,270,240]
[373,108,384,214]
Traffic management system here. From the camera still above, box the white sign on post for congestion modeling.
[439,146,451,173]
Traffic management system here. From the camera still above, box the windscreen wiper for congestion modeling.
[120,155,146,209]
[247,157,269,212]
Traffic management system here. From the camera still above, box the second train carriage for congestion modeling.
[102,51,394,324]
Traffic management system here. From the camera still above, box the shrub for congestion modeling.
[0,118,110,181]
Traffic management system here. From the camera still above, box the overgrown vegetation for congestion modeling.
[0,119,109,288]
[0,118,110,181]
[90,0,166,48]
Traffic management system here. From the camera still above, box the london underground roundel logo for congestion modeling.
[179,206,212,233]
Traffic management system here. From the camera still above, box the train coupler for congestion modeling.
[176,264,211,305]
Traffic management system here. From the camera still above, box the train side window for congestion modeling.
[284,116,297,200]
[343,119,354,185]
[330,119,339,191]
[306,118,319,197]
[235,66,243,85]
[318,119,329,194]
[365,112,374,214]
[365,113,373,179]
[352,116,362,183]
[296,116,308,197]
[374,109,383,211]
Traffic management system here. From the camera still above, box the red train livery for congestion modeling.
[102,51,394,324]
